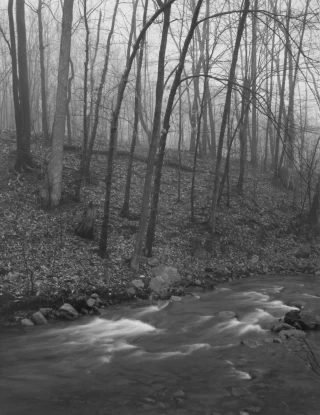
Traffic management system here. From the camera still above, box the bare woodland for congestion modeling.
[1,0,320,298]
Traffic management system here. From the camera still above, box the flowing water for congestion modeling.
[1,275,320,415]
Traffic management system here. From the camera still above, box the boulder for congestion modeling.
[90,293,99,299]
[250,255,259,264]
[126,287,136,295]
[132,279,145,289]
[21,318,34,326]
[300,310,320,329]
[284,309,320,330]
[279,329,305,339]
[147,257,159,267]
[86,298,96,308]
[31,311,48,325]
[59,303,79,318]
[284,309,302,327]
[39,308,53,317]
[71,296,87,311]
[150,266,181,295]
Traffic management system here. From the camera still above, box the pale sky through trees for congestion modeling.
[0,0,320,152]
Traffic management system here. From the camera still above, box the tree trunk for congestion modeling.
[82,0,120,185]
[15,0,33,172]
[8,0,23,167]
[87,11,102,136]
[191,83,206,222]
[99,0,176,258]
[236,77,250,194]
[207,89,216,158]
[130,2,172,269]
[38,0,49,146]
[143,0,204,260]
[210,0,249,233]
[47,0,74,206]
[66,58,74,145]
[250,0,257,167]
[75,201,97,240]
[120,0,148,218]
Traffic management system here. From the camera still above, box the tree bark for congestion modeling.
[210,0,250,232]
[250,0,257,167]
[143,0,204,260]
[15,0,33,172]
[120,0,148,218]
[8,0,23,167]
[130,1,172,269]
[38,0,49,146]
[66,58,74,145]
[82,0,120,184]
[47,0,74,206]
[236,77,250,194]
[98,0,176,258]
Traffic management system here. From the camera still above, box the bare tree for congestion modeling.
[143,0,204,261]
[45,0,74,206]
[98,0,176,258]
[210,0,250,233]
[120,0,147,218]
[15,0,34,172]
[129,0,172,269]
[37,0,49,146]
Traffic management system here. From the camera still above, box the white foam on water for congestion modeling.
[302,294,320,298]
[216,287,232,292]
[214,319,242,333]
[263,286,284,294]
[232,368,251,380]
[100,356,112,364]
[135,306,160,316]
[241,308,274,324]
[266,300,298,311]
[212,343,237,349]
[179,343,211,353]
[157,301,170,310]
[198,315,214,323]
[130,349,184,360]
[235,291,270,302]
[48,318,157,346]
[104,340,137,353]
[225,360,251,379]
[154,351,184,359]
[238,324,265,335]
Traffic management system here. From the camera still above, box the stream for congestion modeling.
[1,275,320,415]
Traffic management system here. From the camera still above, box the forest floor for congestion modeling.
[1,130,319,325]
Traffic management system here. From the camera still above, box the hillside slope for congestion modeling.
[1,131,319,324]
